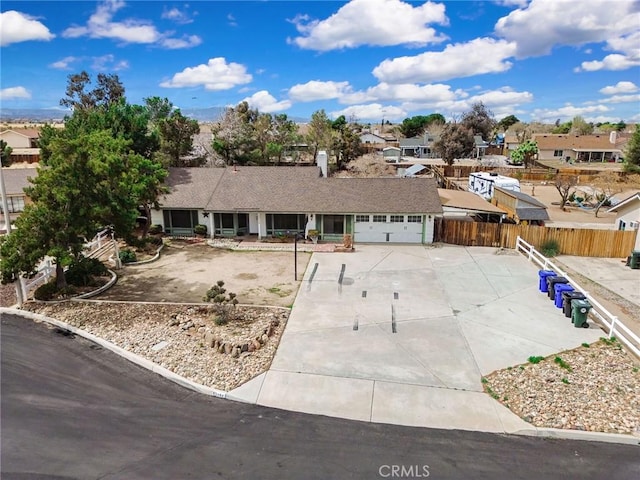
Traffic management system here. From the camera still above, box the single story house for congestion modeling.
[607,191,640,249]
[151,166,443,244]
[473,135,489,158]
[0,167,36,231]
[532,133,623,163]
[359,132,387,144]
[491,187,549,225]
[398,133,439,159]
[0,128,41,164]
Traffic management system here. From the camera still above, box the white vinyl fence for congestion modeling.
[516,236,640,359]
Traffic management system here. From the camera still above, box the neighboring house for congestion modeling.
[438,188,506,222]
[0,128,41,164]
[607,191,640,250]
[151,166,443,244]
[502,135,522,157]
[532,133,623,163]
[0,167,36,231]
[491,187,549,225]
[398,132,439,158]
[359,132,387,145]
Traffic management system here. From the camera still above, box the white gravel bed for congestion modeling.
[484,338,640,435]
[22,301,288,392]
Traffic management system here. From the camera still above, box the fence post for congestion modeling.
[19,276,27,301]
[609,317,618,339]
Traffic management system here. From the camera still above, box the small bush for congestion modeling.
[528,356,544,364]
[194,224,208,235]
[65,257,108,287]
[203,280,239,325]
[540,239,560,257]
[119,249,137,264]
[554,356,572,371]
[148,224,163,235]
[34,281,59,301]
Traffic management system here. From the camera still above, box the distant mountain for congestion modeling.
[1,106,308,123]
[0,108,69,122]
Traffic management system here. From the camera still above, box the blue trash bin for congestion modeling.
[538,270,556,293]
[555,284,574,308]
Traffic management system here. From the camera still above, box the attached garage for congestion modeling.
[354,214,424,243]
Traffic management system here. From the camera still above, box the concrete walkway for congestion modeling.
[230,245,602,434]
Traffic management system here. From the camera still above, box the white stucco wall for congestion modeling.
[0,131,31,148]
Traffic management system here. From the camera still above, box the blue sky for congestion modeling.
[1,0,639,124]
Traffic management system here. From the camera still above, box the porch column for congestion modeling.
[208,213,214,239]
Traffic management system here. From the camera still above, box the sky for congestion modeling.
[1,0,639,124]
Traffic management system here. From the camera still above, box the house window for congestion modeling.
[373,215,387,223]
[0,196,25,214]
[407,215,422,223]
[266,214,306,234]
[390,215,404,222]
[355,215,370,222]
[163,209,199,235]
[553,150,563,157]
[322,215,344,234]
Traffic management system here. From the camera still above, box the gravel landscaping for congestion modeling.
[484,338,640,435]
[22,301,288,392]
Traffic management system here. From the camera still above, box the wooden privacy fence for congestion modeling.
[434,218,637,257]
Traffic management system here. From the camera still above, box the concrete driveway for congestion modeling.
[231,245,602,433]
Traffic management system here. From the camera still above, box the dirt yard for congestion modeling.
[96,241,311,307]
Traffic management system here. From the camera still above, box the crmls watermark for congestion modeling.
[378,464,430,478]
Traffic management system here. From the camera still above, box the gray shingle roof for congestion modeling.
[163,166,442,214]
[160,167,225,209]
[1,168,37,195]
[516,207,550,221]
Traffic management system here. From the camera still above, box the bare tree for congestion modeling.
[554,175,579,210]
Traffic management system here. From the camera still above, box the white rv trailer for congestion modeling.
[468,172,520,200]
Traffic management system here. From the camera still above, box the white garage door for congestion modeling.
[354,215,423,243]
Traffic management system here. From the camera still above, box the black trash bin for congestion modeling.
[562,291,586,318]
[547,276,568,299]
[630,250,640,269]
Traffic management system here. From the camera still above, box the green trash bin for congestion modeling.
[571,299,592,328]
[630,250,640,269]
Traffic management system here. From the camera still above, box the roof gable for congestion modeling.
[607,191,640,213]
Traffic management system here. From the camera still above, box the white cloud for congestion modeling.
[241,91,291,113]
[467,87,534,108]
[495,0,640,58]
[62,0,201,49]
[373,38,516,83]
[600,81,638,95]
[577,55,640,72]
[50,56,80,70]
[227,14,237,27]
[289,0,448,51]
[91,54,129,71]
[494,0,529,7]
[162,7,194,24]
[599,94,640,104]
[330,103,407,121]
[160,35,202,49]
[531,104,611,123]
[0,10,55,46]
[288,80,352,102]
[160,57,252,91]
[0,86,31,100]
[341,82,459,104]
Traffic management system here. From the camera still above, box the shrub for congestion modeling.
[148,224,163,235]
[528,356,544,364]
[194,224,208,236]
[148,236,163,246]
[65,257,108,287]
[34,281,59,301]
[540,239,560,257]
[119,249,137,264]
[203,280,239,325]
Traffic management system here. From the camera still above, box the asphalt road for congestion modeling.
[2,313,638,480]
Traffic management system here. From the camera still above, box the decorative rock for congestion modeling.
[204,332,215,348]
[241,343,249,353]
[169,317,180,326]
[248,342,256,353]
[231,347,240,358]
[252,339,261,351]
[260,334,268,344]
[224,343,232,354]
